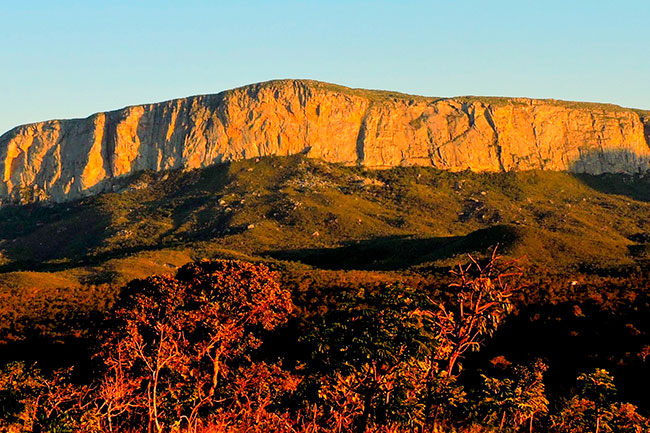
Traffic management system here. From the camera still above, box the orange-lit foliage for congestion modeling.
[96,260,296,432]
[2,255,650,432]
[477,359,549,432]
[436,250,521,377]
[551,369,650,433]
[0,362,93,432]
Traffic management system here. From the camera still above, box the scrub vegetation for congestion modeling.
[1,156,650,431]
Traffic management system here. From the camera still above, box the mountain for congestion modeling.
[4,80,650,345]
[1,79,649,204]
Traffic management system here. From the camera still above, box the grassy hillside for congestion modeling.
[3,155,650,340]
[2,155,650,276]
[0,157,650,278]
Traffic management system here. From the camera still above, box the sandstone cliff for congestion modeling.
[1,79,649,203]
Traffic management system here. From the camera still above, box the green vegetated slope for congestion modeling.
[1,154,649,277]
[0,157,643,297]
[2,154,650,341]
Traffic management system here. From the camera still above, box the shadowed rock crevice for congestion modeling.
[641,115,650,148]
[355,105,371,164]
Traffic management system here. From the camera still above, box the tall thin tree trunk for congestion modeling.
[357,391,374,433]
[423,374,435,431]
[433,405,440,431]
[446,352,460,377]
[152,367,163,433]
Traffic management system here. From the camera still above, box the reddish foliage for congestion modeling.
[96,260,296,432]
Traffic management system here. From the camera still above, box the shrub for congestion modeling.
[96,259,296,433]
[305,283,439,432]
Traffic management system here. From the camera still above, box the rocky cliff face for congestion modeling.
[1,79,649,203]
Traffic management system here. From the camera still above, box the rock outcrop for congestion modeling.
[1,79,649,203]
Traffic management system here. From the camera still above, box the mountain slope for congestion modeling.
[2,156,650,284]
[1,80,649,204]
[4,155,650,361]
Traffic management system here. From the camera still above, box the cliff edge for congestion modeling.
[2,79,649,203]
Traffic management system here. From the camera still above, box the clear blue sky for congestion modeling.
[2,0,649,135]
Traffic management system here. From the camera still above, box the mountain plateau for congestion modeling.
[1,79,649,203]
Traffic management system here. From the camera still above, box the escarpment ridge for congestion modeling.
[2,79,650,203]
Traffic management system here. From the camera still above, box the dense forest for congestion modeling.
[1,252,649,432]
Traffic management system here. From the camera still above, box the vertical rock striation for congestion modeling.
[1,79,649,203]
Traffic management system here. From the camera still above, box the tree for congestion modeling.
[435,249,521,377]
[425,249,522,429]
[551,369,650,433]
[306,283,439,432]
[0,362,92,433]
[576,369,617,433]
[306,250,524,433]
[478,359,549,432]
[96,259,296,433]
[0,362,47,433]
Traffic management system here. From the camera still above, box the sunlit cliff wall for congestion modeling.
[1,79,649,203]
